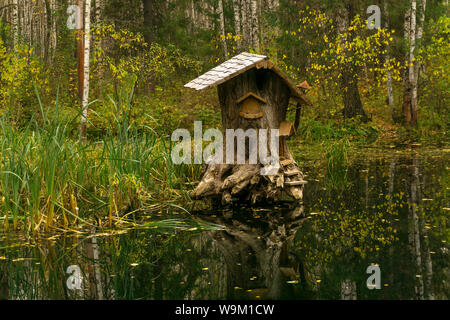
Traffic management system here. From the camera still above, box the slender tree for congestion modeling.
[11,0,18,49]
[233,0,242,50]
[403,0,427,125]
[218,0,228,57]
[336,3,368,122]
[384,0,396,121]
[80,0,92,140]
[250,0,259,51]
[142,0,153,44]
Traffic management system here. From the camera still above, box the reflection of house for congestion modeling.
[194,205,306,299]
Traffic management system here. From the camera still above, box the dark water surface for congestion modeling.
[0,149,448,300]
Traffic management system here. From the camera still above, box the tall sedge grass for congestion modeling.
[0,84,200,233]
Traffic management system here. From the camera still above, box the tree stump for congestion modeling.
[190,67,307,205]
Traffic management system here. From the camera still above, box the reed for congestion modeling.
[0,87,199,234]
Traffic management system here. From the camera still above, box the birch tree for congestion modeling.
[11,0,18,49]
[232,0,242,50]
[218,0,228,57]
[49,0,57,60]
[408,0,417,124]
[250,0,259,51]
[384,0,395,121]
[403,0,427,125]
[241,0,249,48]
[80,0,92,140]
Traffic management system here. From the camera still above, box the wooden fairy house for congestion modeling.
[184,52,311,204]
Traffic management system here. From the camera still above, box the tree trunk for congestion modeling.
[49,0,57,62]
[412,0,426,124]
[409,0,417,125]
[232,0,242,50]
[250,0,259,51]
[218,0,228,58]
[11,0,18,49]
[336,5,368,122]
[95,0,104,91]
[80,0,91,140]
[142,0,153,44]
[190,68,306,204]
[406,154,424,299]
[403,6,412,124]
[404,0,425,126]
[384,0,396,121]
[241,0,250,49]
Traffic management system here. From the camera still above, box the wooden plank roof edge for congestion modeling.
[269,64,312,106]
[184,53,312,106]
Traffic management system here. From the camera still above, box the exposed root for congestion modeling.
[190,160,307,205]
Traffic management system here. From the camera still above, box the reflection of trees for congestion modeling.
[297,156,404,299]
[405,153,435,300]
[0,151,448,300]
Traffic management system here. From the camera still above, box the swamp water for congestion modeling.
[0,148,448,300]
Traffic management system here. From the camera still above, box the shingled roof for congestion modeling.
[184,52,311,105]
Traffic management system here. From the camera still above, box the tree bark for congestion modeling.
[336,4,368,122]
[232,0,242,50]
[250,0,259,51]
[218,0,228,57]
[11,0,18,49]
[409,0,417,125]
[142,0,153,44]
[412,0,426,123]
[403,6,412,124]
[80,0,91,140]
[241,0,250,48]
[384,0,396,121]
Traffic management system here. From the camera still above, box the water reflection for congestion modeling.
[193,205,306,299]
[0,151,448,300]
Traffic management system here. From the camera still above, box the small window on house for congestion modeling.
[237,92,266,119]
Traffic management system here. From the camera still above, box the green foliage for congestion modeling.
[0,39,49,124]
[0,90,200,232]
[297,118,379,143]
[417,15,450,141]
[92,23,201,87]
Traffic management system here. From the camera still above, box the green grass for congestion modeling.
[0,89,200,233]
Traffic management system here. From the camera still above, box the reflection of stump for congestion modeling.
[195,205,306,299]
[189,65,308,205]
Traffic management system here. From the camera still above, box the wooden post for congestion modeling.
[294,102,302,131]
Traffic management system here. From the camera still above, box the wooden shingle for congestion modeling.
[184,52,311,106]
